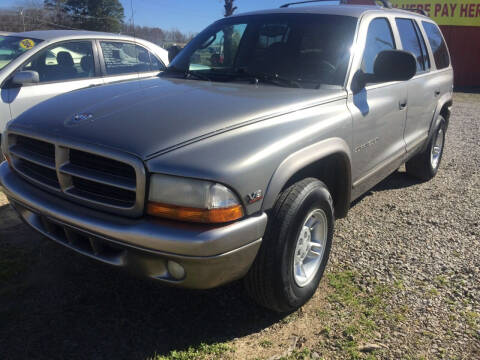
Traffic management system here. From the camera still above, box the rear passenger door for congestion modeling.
[347,17,408,196]
[7,40,102,119]
[395,18,438,154]
[98,41,166,84]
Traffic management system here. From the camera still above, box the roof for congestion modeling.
[233,4,428,19]
[10,30,141,42]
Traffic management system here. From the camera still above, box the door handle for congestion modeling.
[434,90,441,97]
[399,100,407,110]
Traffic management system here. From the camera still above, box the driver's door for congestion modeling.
[348,17,408,198]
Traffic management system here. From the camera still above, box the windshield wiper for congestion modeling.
[162,67,212,82]
[229,70,302,88]
[185,70,212,81]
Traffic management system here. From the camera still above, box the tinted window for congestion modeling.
[21,41,94,83]
[362,18,395,74]
[396,18,429,73]
[0,36,43,70]
[422,21,450,69]
[414,21,431,70]
[149,51,165,71]
[100,42,162,75]
[190,24,247,69]
[170,14,358,88]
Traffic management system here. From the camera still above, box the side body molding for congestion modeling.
[262,137,352,218]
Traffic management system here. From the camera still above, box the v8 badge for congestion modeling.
[246,189,263,204]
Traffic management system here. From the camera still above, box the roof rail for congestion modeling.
[280,0,394,9]
[280,0,339,8]
[405,8,429,16]
[376,0,393,8]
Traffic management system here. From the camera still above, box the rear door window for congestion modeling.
[100,41,163,75]
[395,18,429,73]
[422,21,450,69]
[362,18,396,74]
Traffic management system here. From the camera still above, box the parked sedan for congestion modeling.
[0,30,169,143]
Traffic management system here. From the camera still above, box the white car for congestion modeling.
[0,30,169,143]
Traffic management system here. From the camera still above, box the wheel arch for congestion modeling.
[262,138,352,219]
[430,94,452,136]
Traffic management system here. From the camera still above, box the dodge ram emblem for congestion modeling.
[65,113,93,127]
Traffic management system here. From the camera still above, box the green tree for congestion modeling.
[44,0,124,32]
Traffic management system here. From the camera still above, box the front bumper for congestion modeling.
[0,162,267,289]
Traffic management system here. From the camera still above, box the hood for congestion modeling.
[9,77,346,160]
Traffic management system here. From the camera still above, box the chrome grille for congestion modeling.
[7,133,146,217]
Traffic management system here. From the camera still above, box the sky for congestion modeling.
[2,0,339,34]
[119,0,336,33]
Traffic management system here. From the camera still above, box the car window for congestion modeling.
[0,35,43,70]
[395,18,429,73]
[170,14,357,88]
[414,21,431,70]
[149,51,165,71]
[257,23,290,49]
[100,42,162,75]
[20,41,94,83]
[361,18,396,74]
[189,24,247,70]
[422,21,450,70]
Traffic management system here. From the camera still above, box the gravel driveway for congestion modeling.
[0,93,478,360]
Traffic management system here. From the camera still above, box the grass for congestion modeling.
[259,340,273,348]
[318,270,397,359]
[151,343,233,360]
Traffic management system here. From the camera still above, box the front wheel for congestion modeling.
[244,178,334,313]
[406,116,446,181]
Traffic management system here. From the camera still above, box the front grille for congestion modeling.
[8,133,144,216]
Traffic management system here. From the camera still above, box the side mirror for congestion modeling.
[351,50,417,93]
[12,71,40,86]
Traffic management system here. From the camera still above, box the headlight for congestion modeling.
[147,174,244,223]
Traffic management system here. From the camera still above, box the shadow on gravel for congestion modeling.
[0,170,423,360]
[352,170,423,207]
[0,233,284,360]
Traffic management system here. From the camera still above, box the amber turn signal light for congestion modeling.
[147,202,244,223]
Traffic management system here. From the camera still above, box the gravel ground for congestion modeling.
[0,93,479,360]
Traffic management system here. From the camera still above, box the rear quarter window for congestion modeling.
[422,21,450,69]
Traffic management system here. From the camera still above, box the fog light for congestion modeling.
[167,260,185,280]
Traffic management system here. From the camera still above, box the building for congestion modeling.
[343,0,480,88]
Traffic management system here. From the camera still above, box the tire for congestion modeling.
[406,116,446,181]
[244,178,334,313]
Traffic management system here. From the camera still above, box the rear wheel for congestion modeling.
[244,178,334,313]
[406,116,446,181]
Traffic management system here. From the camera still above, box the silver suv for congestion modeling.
[0,3,453,312]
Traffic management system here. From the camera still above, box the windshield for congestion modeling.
[166,14,357,89]
[0,36,43,70]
